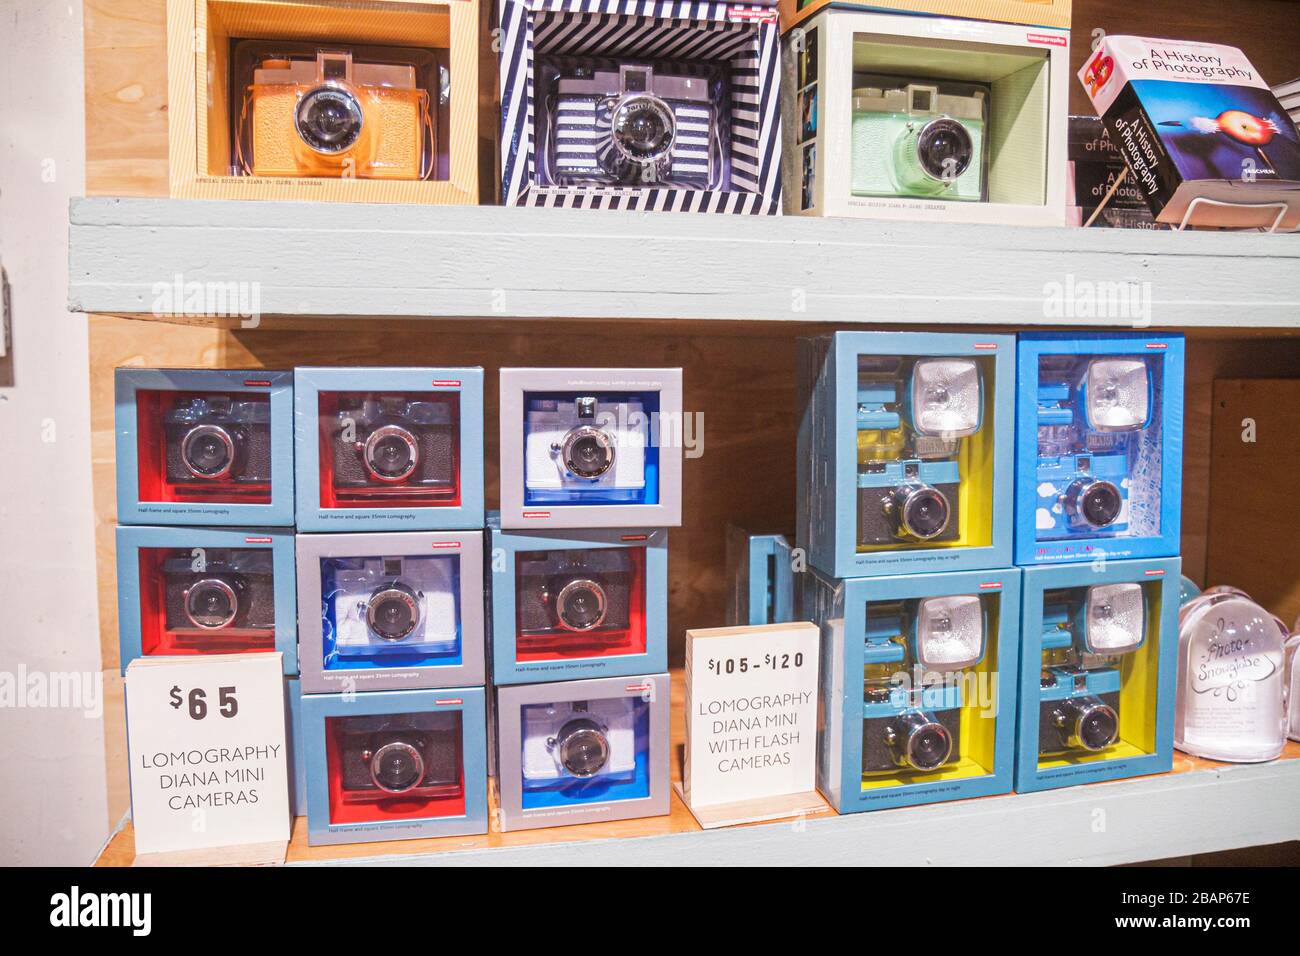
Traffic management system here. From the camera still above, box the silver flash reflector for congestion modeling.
[1085,359,1149,432]
[915,595,984,671]
[1084,583,1146,654]
[910,359,981,437]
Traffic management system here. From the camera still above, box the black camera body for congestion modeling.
[163,394,272,485]
[1038,685,1122,756]
[861,705,962,773]
[857,462,962,548]
[516,548,634,635]
[337,712,462,796]
[161,548,275,634]
[330,395,455,490]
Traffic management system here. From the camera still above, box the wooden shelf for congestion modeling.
[68,198,1300,329]
[94,737,1300,867]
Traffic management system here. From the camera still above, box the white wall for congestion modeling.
[0,1,109,865]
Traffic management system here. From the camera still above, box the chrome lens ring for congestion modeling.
[183,577,239,630]
[1067,700,1119,752]
[180,423,236,480]
[610,92,677,164]
[295,84,364,155]
[367,741,425,794]
[890,484,951,541]
[553,578,609,633]
[366,585,421,642]
[554,719,611,778]
[560,424,616,480]
[362,424,420,484]
[1065,478,1123,529]
[914,117,974,182]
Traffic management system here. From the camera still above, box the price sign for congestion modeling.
[684,622,820,810]
[125,654,289,857]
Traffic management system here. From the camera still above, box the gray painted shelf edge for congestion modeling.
[290,756,1300,867]
[68,197,1300,328]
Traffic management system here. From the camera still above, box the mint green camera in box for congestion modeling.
[781,8,1069,226]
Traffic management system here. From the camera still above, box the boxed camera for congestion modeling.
[115,368,295,527]
[1080,36,1300,230]
[302,686,487,845]
[116,525,298,674]
[499,367,683,529]
[777,0,1071,34]
[297,530,485,693]
[499,0,782,213]
[1017,557,1179,792]
[806,567,1020,813]
[1014,333,1184,566]
[489,516,667,684]
[495,673,670,832]
[295,367,484,531]
[782,9,1068,225]
[726,527,797,626]
[166,0,484,204]
[797,331,1014,580]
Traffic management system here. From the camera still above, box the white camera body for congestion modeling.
[330,558,458,655]
[520,698,638,782]
[524,398,648,491]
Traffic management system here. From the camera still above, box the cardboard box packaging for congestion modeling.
[167,0,483,204]
[782,9,1069,226]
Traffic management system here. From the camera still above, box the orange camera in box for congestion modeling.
[167,0,484,204]
[240,50,433,180]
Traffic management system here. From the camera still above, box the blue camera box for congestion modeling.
[294,367,484,532]
[489,515,668,684]
[1015,333,1184,566]
[285,676,306,816]
[798,331,1016,579]
[114,368,295,526]
[302,686,488,846]
[296,530,486,694]
[116,525,298,675]
[806,566,1021,813]
[726,527,797,626]
[1016,556,1180,793]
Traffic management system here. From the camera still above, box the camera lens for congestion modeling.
[295,87,363,154]
[914,118,973,182]
[1066,478,1123,529]
[184,578,239,630]
[366,585,420,642]
[890,485,951,541]
[1057,697,1119,752]
[181,424,236,480]
[554,578,608,632]
[889,712,952,772]
[555,718,611,777]
[560,425,615,480]
[611,94,676,163]
[362,425,419,483]
[368,740,425,794]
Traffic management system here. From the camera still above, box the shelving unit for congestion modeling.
[71,0,1300,869]
[69,198,1300,327]
[93,740,1300,866]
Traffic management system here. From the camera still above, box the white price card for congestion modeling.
[126,654,289,858]
[684,622,820,810]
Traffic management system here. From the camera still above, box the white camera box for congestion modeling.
[499,367,684,529]
[781,9,1068,226]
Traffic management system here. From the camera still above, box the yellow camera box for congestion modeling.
[777,0,1071,34]
[781,8,1069,226]
[167,0,484,204]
